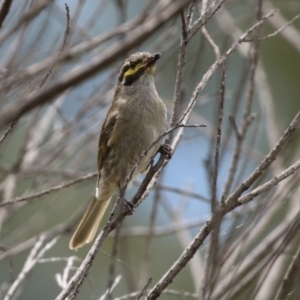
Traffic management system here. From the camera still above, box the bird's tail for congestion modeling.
[69,195,111,250]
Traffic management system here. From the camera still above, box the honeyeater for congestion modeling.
[69,52,171,249]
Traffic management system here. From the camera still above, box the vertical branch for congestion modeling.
[106,220,122,300]
[275,243,300,300]
[138,179,161,289]
[167,10,188,144]
[221,0,263,201]
[0,0,13,29]
[200,63,226,300]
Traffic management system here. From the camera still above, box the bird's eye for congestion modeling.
[130,61,137,69]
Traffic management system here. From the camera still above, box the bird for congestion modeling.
[69,52,171,250]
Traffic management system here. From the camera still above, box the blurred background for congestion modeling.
[0,0,300,299]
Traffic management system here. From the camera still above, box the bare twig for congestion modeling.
[145,108,300,300]
[0,119,18,148]
[3,236,58,300]
[238,158,300,205]
[224,110,300,213]
[0,172,97,208]
[0,0,195,129]
[0,0,13,29]
[275,243,300,300]
[135,278,152,300]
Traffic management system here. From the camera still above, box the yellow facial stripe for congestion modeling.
[124,62,142,78]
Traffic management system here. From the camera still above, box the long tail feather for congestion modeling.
[69,196,111,250]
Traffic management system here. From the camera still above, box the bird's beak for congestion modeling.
[143,53,161,69]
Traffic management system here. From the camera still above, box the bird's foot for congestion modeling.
[158,143,172,159]
[122,197,135,215]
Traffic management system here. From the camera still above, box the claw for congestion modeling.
[158,143,172,159]
[122,198,135,215]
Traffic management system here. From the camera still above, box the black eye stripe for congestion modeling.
[118,58,145,83]
[118,64,130,82]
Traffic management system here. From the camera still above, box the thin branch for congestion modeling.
[275,243,300,300]
[0,172,97,208]
[0,119,18,149]
[0,0,195,129]
[145,108,300,300]
[167,10,188,143]
[136,277,152,300]
[0,0,52,45]
[238,158,300,205]
[224,110,300,213]
[3,236,58,300]
[0,0,13,29]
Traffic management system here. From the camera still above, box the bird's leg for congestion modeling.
[118,183,135,215]
[158,143,172,159]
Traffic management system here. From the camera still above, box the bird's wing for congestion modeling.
[97,102,119,174]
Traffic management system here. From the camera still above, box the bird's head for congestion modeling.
[118,52,161,86]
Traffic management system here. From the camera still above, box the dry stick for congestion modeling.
[199,14,221,286]
[244,11,300,42]
[55,10,277,300]
[275,243,300,300]
[3,236,58,300]
[263,1,300,53]
[106,222,121,300]
[150,183,209,202]
[143,11,278,298]
[139,177,161,289]
[223,214,300,300]
[221,8,262,203]
[217,6,283,170]
[201,64,226,300]
[238,158,300,205]
[217,174,300,298]
[0,172,97,208]
[114,289,198,300]
[200,0,220,59]
[0,7,149,92]
[0,0,195,129]
[167,10,188,144]
[118,217,207,238]
[0,119,18,148]
[54,153,168,300]
[0,0,52,45]
[160,195,203,292]
[211,204,300,300]
[0,0,13,29]
[136,277,152,300]
[0,4,71,163]
[174,9,277,141]
[145,108,300,300]
[186,2,194,27]
[38,3,71,88]
[67,197,124,300]
[224,110,300,213]
[215,7,293,283]
[0,125,203,209]
[240,211,300,300]
[0,209,81,262]
[213,197,300,300]
[101,277,130,300]
[187,0,226,42]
